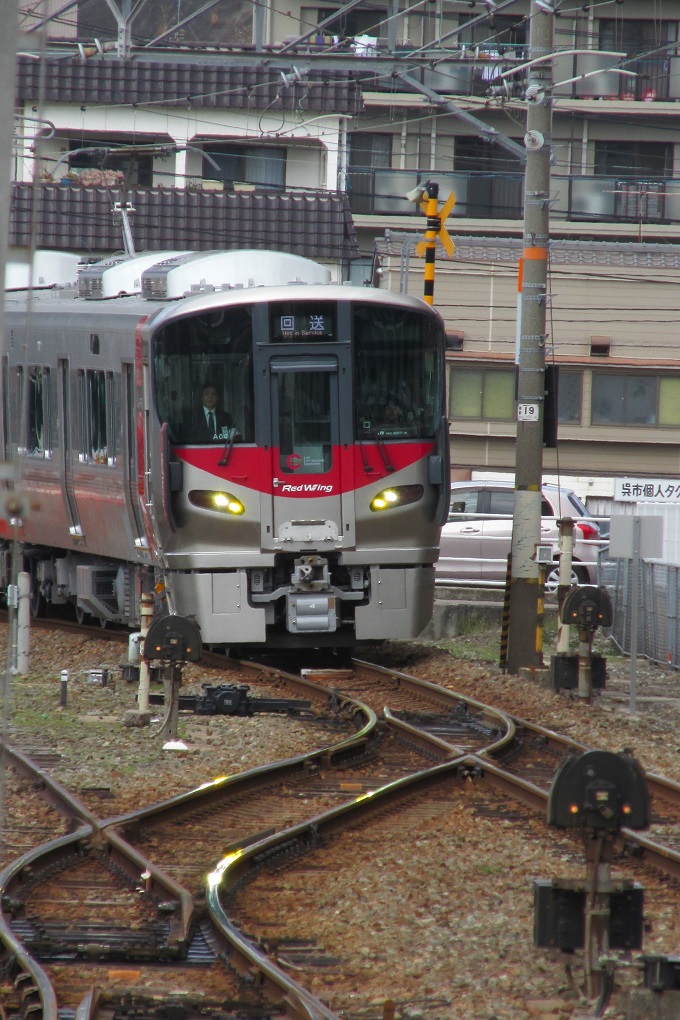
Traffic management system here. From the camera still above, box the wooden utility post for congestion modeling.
[506,1,554,674]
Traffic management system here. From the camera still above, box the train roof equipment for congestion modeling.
[5,250,81,290]
[140,249,332,300]
[77,250,192,299]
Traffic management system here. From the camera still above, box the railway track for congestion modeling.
[3,628,680,1017]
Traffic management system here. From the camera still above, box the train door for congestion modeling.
[123,363,148,548]
[58,358,82,537]
[260,348,354,548]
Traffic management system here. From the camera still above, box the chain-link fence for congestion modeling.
[604,552,679,668]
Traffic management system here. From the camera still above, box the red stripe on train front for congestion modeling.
[175,442,434,496]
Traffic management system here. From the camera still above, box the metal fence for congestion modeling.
[605,554,679,668]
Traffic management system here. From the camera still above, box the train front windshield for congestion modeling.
[353,305,443,439]
[153,306,255,444]
[152,299,444,445]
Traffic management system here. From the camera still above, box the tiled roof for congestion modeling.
[16,55,364,114]
[376,232,680,267]
[10,184,360,261]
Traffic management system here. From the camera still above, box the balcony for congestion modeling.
[563,177,678,223]
[347,167,680,226]
[347,168,523,219]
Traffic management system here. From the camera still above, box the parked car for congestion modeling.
[436,480,605,591]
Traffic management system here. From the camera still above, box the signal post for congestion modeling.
[413,181,455,305]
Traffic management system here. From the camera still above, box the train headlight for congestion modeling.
[189,490,245,515]
[370,484,423,512]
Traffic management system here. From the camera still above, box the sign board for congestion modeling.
[614,478,680,503]
[608,516,663,560]
[517,402,539,422]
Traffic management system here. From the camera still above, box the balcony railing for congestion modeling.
[347,167,680,225]
[347,168,523,218]
[563,177,678,223]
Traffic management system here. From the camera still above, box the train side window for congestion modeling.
[28,366,50,457]
[15,366,24,454]
[87,369,109,465]
[1,357,9,460]
[107,372,116,465]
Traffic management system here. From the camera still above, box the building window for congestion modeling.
[659,377,680,426]
[593,142,672,179]
[302,7,386,39]
[599,18,677,55]
[449,366,514,420]
[591,373,658,426]
[454,139,523,218]
[28,366,49,456]
[347,134,394,214]
[67,137,153,187]
[599,19,676,100]
[202,144,286,190]
[557,370,582,424]
[593,143,671,221]
[456,13,526,51]
[348,133,392,168]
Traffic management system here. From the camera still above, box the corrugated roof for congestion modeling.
[16,55,364,114]
[10,184,360,261]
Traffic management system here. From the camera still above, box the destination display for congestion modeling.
[271,304,335,340]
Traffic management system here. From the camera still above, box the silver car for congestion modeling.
[436,480,604,590]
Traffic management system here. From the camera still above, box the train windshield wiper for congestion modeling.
[217,427,238,467]
[363,420,395,473]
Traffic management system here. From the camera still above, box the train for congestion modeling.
[1,249,450,653]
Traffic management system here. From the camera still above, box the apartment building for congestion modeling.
[12,0,680,475]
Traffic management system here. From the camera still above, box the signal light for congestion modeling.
[189,490,245,515]
[370,484,423,512]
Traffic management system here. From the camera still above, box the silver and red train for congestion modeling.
[1,249,449,651]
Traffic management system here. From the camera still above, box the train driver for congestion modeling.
[383,395,405,425]
[192,384,239,442]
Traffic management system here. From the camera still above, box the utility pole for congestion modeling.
[506,1,554,674]
[0,0,18,872]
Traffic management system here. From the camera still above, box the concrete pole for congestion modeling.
[556,518,574,653]
[506,1,554,674]
[0,0,19,870]
[137,591,154,713]
[16,571,30,675]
